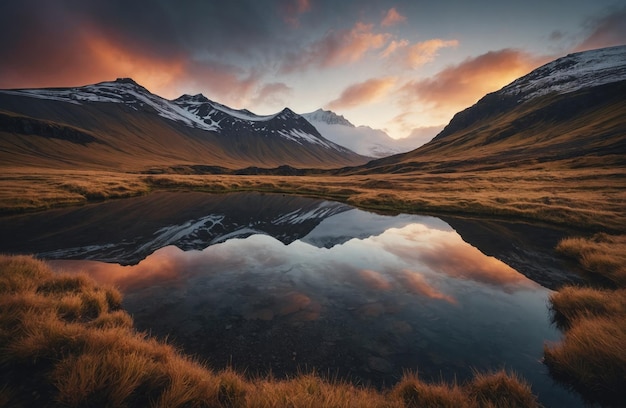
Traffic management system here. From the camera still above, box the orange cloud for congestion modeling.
[326,77,396,110]
[380,39,409,58]
[381,7,407,27]
[404,39,459,68]
[417,240,530,289]
[358,269,393,291]
[396,269,456,303]
[376,224,536,290]
[399,49,547,121]
[85,32,187,96]
[280,22,390,73]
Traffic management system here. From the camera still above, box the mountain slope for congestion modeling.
[0,79,368,171]
[302,109,430,158]
[351,45,626,174]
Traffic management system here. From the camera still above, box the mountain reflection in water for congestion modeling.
[0,192,584,407]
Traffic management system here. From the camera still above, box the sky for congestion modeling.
[1,1,625,145]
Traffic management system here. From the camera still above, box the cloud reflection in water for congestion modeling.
[52,219,539,323]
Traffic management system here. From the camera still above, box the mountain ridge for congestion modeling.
[346,45,626,174]
[0,79,368,171]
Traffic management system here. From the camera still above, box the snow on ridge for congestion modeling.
[0,80,222,132]
[1,79,356,153]
[501,45,626,101]
[212,103,277,122]
[277,128,336,149]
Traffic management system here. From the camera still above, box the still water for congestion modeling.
[0,191,585,407]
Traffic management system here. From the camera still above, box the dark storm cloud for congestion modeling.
[575,6,626,51]
[0,0,303,101]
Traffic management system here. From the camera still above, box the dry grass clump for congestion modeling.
[0,255,541,407]
[545,234,626,405]
[548,286,626,329]
[544,315,626,404]
[465,370,539,408]
[392,370,538,408]
[556,233,626,285]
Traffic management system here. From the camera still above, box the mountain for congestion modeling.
[302,108,433,158]
[351,45,626,174]
[0,79,368,171]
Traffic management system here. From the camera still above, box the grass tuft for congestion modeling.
[556,233,626,285]
[546,234,626,405]
[392,372,468,408]
[544,315,626,403]
[548,286,626,329]
[466,369,539,408]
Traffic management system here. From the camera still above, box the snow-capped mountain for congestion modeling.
[174,95,349,150]
[434,45,626,142]
[301,108,429,158]
[501,45,626,102]
[0,79,367,170]
[353,45,626,174]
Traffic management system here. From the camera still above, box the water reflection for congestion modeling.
[0,192,584,407]
[49,216,581,406]
[53,220,539,301]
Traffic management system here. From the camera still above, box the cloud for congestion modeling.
[0,2,266,106]
[250,82,293,107]
[280,22,391,73]
[381,7,407,27]
[380,39,409,58]
[574,6,626,52]
[396,269,456,303]
[404,39,459,68]
[399,49,546,119]
[326,77,396,110]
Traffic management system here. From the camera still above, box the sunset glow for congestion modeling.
[1,1,624,143]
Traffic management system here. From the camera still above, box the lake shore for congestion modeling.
[1,255,542,407]
[2,165,625,233]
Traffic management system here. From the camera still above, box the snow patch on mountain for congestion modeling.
[0,79,222,132]
[175,93,277,122]
[1,79,352,151]
[501,45,626,101]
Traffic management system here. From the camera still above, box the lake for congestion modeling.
[0,191,586,407]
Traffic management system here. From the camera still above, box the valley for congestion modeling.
[1,44,625,407]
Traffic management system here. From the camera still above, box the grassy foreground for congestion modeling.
[544,233,626,406]
[0,255,541,408]
[1,164,625,232]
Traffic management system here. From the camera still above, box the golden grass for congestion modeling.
[544,315,626,403]
[1,164,625,232]
[545,233,626,405]
[548,286,626,329]
[0,255,540,407]
[556,233,626,285]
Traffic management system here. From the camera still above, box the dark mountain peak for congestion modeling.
[114,77,140,86]
[174,93,211,104]
[278,107,296,117]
